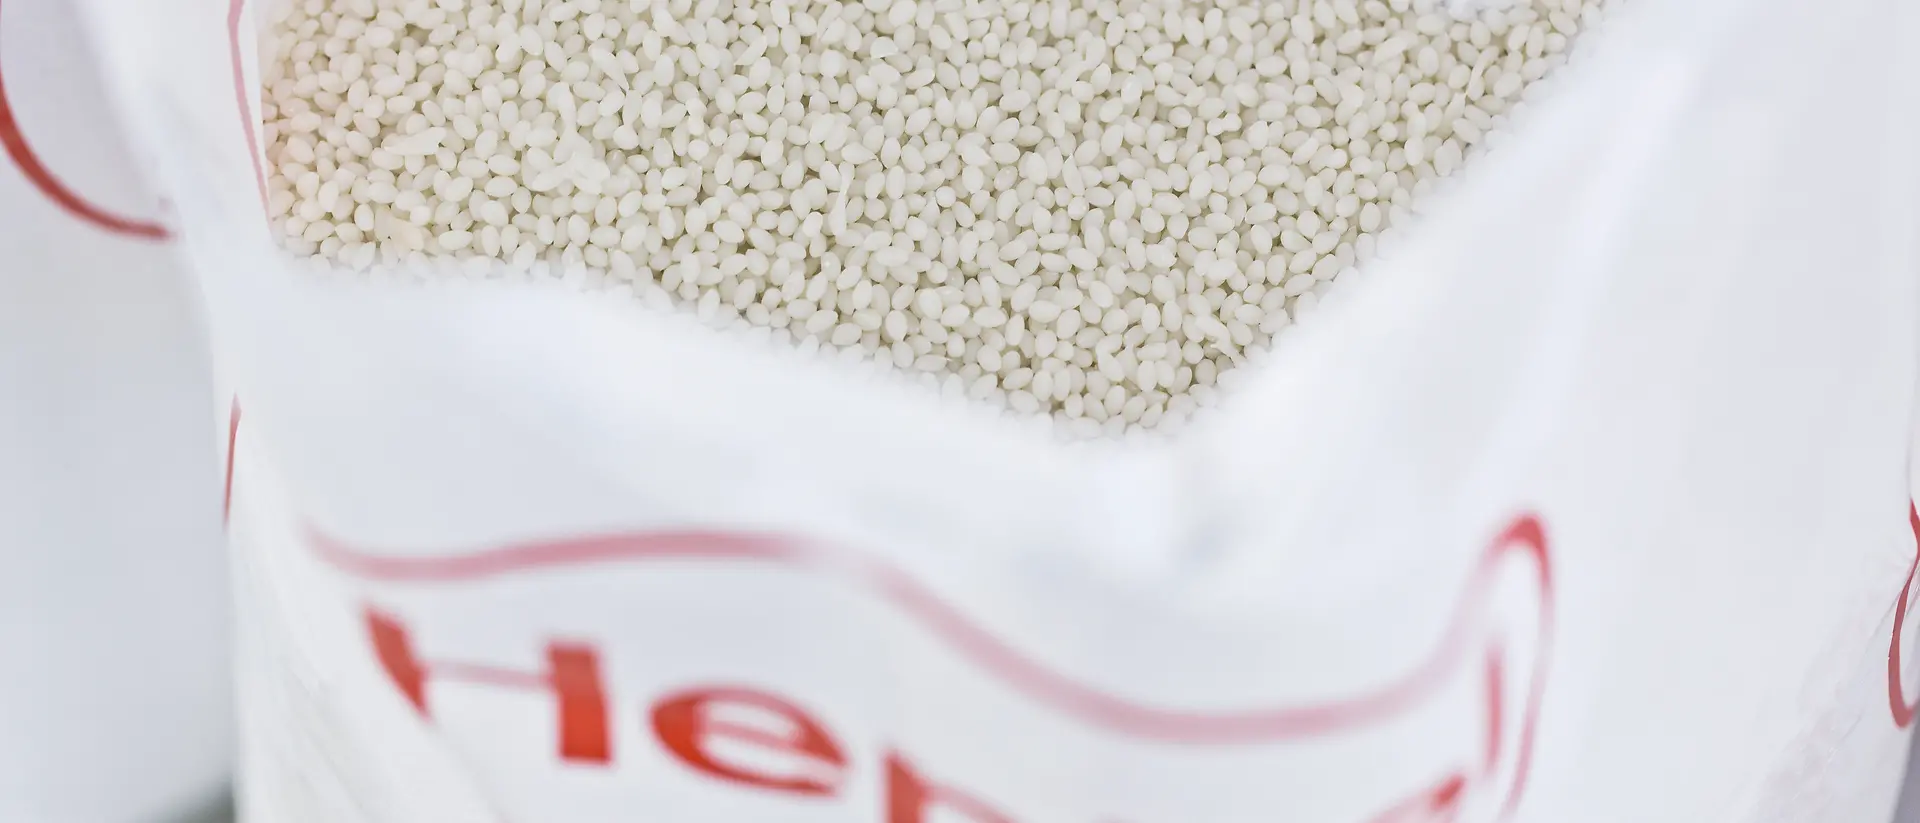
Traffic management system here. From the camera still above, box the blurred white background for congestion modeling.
[0,0,232,820]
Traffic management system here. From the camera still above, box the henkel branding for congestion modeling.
[228,407,1555,823]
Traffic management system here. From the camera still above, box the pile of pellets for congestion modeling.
[262,0,1603,434]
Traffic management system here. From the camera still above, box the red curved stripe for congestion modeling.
[1888,503,1919,728]
[1501,517,1553,819]
[222,399,242,527]
[1365,772,1467,823]
[0,0,168,239]
[307,515,1553,745]
[229,0,267,212]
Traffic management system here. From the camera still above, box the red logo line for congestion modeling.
[228,0,267,213]
[305,516,1553,747]
[222,399,242,526]
[0,0,169,239]
[1886,503,1920,728]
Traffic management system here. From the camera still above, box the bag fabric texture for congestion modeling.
[58,0,1920,819]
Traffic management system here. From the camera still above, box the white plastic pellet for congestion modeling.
[264,0,1602,433]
